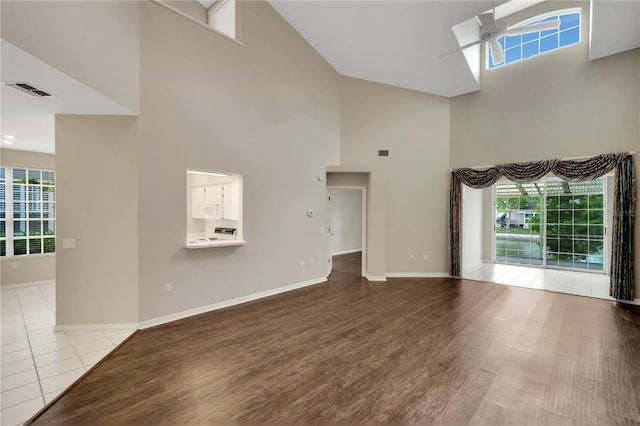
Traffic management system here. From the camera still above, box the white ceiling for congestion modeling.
[267,0,640,97]
[3,1,639,155]
[1,40,133,154]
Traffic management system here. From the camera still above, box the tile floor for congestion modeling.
[1,283,135,426]
[463,262,612,300]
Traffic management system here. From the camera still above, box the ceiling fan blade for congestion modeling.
[489,38,504,64]
[477,13,498,33]
[507,19,560,36]
[438,39,483,59]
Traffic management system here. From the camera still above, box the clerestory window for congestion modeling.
[488,10,581,69]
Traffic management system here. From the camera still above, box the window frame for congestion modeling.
[1,166,56,258]
[487,8,582,69]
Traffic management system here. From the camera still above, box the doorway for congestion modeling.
[327,186,367,278]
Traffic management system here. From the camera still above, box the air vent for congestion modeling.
[378,150,389,157]
[2,82,55,98]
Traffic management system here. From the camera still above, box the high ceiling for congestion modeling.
[266,0,640,98]
[2,1,639,154]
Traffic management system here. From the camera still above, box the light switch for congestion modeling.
[62,239,77,249]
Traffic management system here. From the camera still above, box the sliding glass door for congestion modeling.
[495,178,605,272]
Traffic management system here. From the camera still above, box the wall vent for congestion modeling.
[2,82,55,98]
[378,150,389,157]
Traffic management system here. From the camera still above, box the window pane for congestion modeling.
[522,40,539,59]
[574,225,588,237]
[42,188,55,202]
[0,202,4,219]
[573,195,588,208]
[28,187,41,202]
[505,34,521,49]
[29,202,42,219]
[588,194,603,209]
[0,240,5,257]
[546,224,559,237]
[547,196,559,209]
[559,196,572,209]
[0,221,5,237]
[560,27,580,47]
[13,185,26,201]
[14,220,26,236]
[589,225,604,238]
[560,224,572,236]
[560,210,573,223]
[589,210,603,224]
[28,170,41,185]
[13,169,26,184]
[560,13,580,30]
[574,210,588,225]
[506,46,521,63]
[546,210,558,224]
[522,31,539,43]
[43,238,55,254]
[29,238,42,255]
[43,220,55,235]
[547,239,559,252]
[42,171,55,186]
[13,203,27,219]
[43,202,55,219]
[0,168,4,182]
[29,220,42,236]
[574,240,588,255]
[560,239,573,253]
[540,34,559,53]
[589,240,604,255]
[574,256,588,269]
[14,239,27,255]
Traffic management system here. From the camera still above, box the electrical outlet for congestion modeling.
[165,283,172,293]
[423,254,428,261]
[410,254,415,261]
[309,258,314,266]
[320,227,325,234]
[299,260,304,268]
[11,262,17,269]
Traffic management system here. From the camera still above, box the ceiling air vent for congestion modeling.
[378,150,389,157]
[2,82,55,98]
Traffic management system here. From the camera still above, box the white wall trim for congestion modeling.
[386,272,451,278]
[139,276,328,330]
[616,298,640,306]
[1,279,55,290]
[365,274,387,282]
[331,248,362,256]
[54,323,138,332]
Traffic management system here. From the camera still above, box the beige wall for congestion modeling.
[1,1,139,113]
[137,0,341,321]
[56,115,138,325]
[340,77,450,275]
[451,1,640,297]
[0,149,56,286]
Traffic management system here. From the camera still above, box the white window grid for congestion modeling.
[487,9,582,69]
[1,166,56,257]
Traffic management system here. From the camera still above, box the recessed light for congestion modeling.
[3,140,14,145]
[3,135,15,140]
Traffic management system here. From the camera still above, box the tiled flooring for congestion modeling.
[1,283,135,426]
[463,262,612,300]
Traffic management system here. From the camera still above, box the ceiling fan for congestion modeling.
[442,10,561,64]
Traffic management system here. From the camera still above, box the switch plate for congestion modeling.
[62,239,77,249]
[165,283,172,293]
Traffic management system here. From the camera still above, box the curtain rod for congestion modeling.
[449,151,636,172]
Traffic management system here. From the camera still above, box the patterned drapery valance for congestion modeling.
[449,152,635,300]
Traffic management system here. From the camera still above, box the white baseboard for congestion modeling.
[364,274,387,282]
[386,272,450,278]
[1,279,55,290]
[54,323,138,332]
[616,298,640,306]
[332,249,362,256]
[139,276,328,329]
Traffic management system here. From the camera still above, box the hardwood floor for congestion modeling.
[27,252,640,425]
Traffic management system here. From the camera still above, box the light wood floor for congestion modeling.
[27,252,640,424]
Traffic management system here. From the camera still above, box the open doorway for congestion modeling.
[327,186,367,279]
